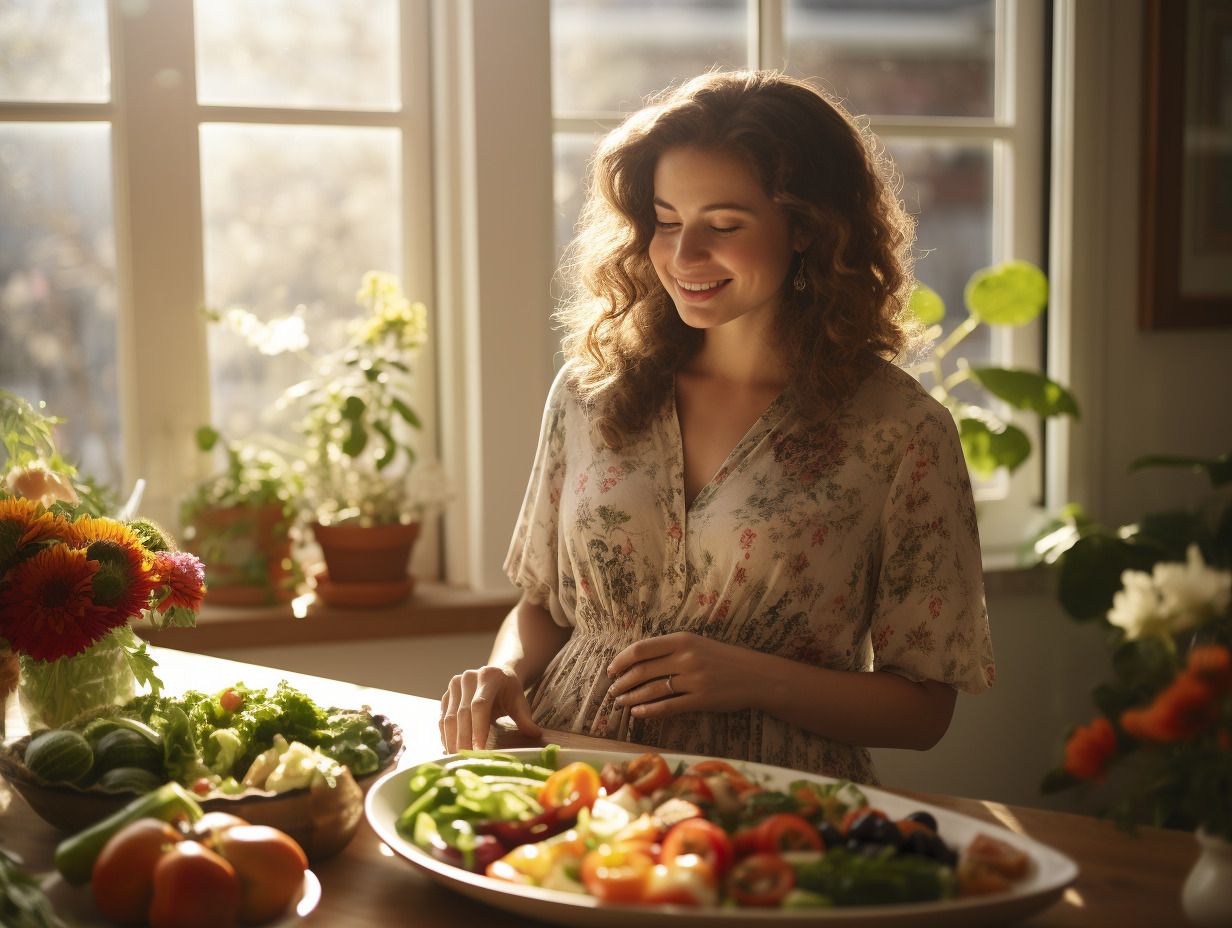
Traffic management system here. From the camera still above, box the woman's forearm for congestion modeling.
[751,651,957,750]
[489,594,573,688]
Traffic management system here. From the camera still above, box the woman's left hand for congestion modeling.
[606,632,770,718]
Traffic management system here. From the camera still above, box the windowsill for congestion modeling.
[137,582,516,654]
[140,561,1054,656]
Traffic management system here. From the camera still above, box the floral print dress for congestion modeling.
[504,360,993,786]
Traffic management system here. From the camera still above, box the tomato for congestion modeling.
[538,762,602,820]
[625,753,674,794]
[730,825,761,860]
[213,824,309,924]
[840,806,887,835]
[663,774,714,804]
[754,813,823,854]
[957,858,1012,896]
[895,818,936,841]
[642,855,719,906]
[660,819,734,878]
[681,759,754,794]
[580,844,654,903]
[92,818,182,923]
[219,688,244,713]
[486,828,588,884]
[793,784,824,818]
[725,853,796,907]
[147,841,241,928]
[190,811,248,843]
[190,777,214,796]
[599,760,627,795]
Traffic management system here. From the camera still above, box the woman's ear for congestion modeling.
[793,229,812,253]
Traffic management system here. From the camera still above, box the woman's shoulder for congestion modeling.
[841,358,956,435]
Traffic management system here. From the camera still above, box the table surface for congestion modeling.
[0,648,1199,928]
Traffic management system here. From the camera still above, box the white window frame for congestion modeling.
[0,0,442,576]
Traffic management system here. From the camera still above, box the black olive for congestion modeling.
[848,812,886,842]
[818,822,843,849]
[905,810,939,833]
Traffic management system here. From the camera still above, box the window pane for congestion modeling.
[0,0,109,103]
[551,0,747,114]
[785,0,995,118]
[553,132,603,259]
[194,0,399,109]
[0,123,120,487]
[200,124,401,440]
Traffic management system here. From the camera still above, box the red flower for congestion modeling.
[1121,672,1219,742]
[1187,644,1231,694]
[1063,717,1117,782]
[152,551,207,613]
[0,545,118,661]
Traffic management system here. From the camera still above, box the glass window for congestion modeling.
[551,0,748,114]
[784,0,995,118]
[199,123,402,439]
[0,0,110,103]
[194,0,400,109]
[0,122,120,486]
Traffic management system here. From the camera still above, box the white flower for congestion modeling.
[1153,544,1232,633]
[224,308,309,356]
[4,459,80,508]
[1107,568,1164,640]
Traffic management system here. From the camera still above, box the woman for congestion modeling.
[440,70,993,785]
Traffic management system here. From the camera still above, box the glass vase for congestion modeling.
[17,630,137,732]
[1183,827,1232,928]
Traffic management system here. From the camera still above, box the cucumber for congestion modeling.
[54,781,203,886]
[95,766,165,794]
[23,730,94,786]
[92,728,165,776]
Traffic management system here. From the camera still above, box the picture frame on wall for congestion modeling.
[1139,0,1232,329]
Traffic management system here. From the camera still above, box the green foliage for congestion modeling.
[180,431,301,527]
[906,260,1079,480]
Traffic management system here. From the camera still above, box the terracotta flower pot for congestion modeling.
[310,521,419,607]
[185,503,296,606]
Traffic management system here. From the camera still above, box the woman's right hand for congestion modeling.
[439,664,542,753]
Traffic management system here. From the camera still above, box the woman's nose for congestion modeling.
[675,226,709,267]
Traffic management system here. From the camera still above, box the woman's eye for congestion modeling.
[654,220,680,230]
[712,225,740,234]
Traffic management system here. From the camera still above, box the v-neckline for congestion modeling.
[669,378,790,514]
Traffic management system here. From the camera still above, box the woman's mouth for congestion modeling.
[674,278,731,300]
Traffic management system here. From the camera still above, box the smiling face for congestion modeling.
[648,145,802,339]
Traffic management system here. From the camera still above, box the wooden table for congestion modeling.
[1,648,1199,928]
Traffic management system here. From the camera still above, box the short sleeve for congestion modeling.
[503,367,575,628]
[869,409,995,694]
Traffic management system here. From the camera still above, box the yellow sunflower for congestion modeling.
[0,496,70,575]
[69,516,160,622]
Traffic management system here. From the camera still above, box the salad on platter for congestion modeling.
[389,745,1033,910]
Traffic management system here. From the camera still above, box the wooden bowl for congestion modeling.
[0,714,403,860]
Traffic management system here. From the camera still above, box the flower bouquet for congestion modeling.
[1041,454,1232,840]
[0,468,206,732]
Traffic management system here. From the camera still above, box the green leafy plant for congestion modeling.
[906,260,1080,480]
[209,271,449,527]
[180,426,301,527]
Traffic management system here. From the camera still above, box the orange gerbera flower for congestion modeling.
[1063,716,1118,782]
[151,550,206,613]
[69,516,160,621]
[1187,644,1232,694]
[1121,671,1219,743]
[0,544,117,660]
[0,496,70,572]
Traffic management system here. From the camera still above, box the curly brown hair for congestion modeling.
[555,69,918,448]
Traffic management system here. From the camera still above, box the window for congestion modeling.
[0,0,438,571]
[548,0,1049,564]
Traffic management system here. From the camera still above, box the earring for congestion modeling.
[793,263,807,293]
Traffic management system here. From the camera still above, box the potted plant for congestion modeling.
[180,427,303,607]
[209,271,448,607]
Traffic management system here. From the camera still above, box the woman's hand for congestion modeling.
[440,665,542,753]
[606,632,772,719]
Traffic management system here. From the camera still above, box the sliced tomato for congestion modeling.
[754,813,823,854]
[725,853,796,907]
[840,806,886,835]
[682,759,754,794]
[538,762,602,821]
[642,855,719,906]
[599,761,627,796]
[730,825,761,860]
[664,774,714,804]
[580,844,654,904]
[625,753,674,795]
[660,819,734,878]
